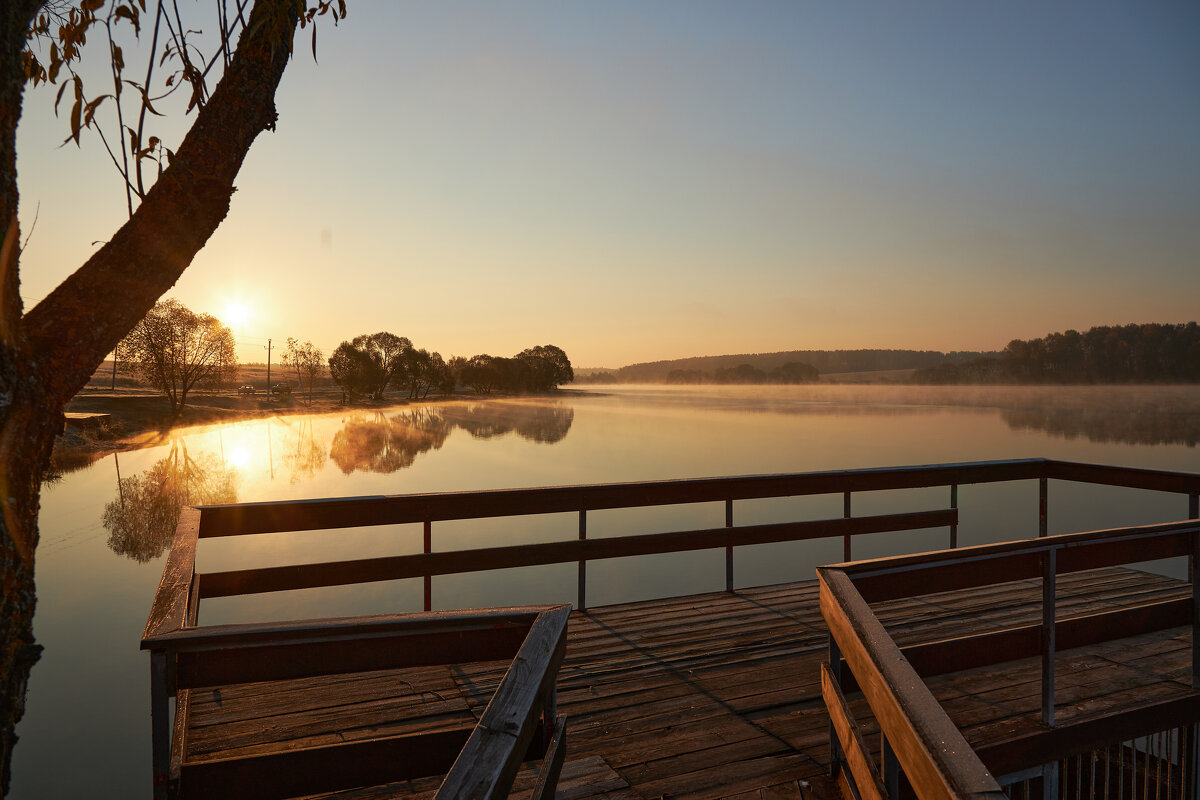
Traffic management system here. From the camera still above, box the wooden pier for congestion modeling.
[143,459,1200,799]
[171,566,1192,800]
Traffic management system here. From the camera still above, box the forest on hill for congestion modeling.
[577,349,990,384]
[911,323,1200,384]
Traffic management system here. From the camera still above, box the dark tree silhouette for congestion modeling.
[118,300,237,415]
[912,323,1200,384]
[0,3,341,786]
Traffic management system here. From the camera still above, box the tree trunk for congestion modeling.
[1,3,51,791]
[0,1,306,792]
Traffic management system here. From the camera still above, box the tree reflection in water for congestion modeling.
[1001,406,1200,447]
[329,401,575,475]
[102,441,238,562]
[440,402,574,444]
[280,417,329,483]
[330,409,452,475]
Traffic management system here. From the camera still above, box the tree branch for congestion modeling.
[22,0,305,404]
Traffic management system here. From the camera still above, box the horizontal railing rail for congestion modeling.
[820,517,1200,800]
[196,509,957,599]
[192,458,1200,538]
[170,459,1200,617]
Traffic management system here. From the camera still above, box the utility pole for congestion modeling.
[266,338,272,395]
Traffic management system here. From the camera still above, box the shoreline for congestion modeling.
[54,386,589,464]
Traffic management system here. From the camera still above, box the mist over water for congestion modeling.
[15,385,1200,798]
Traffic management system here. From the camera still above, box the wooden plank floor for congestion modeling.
[185,566,1194,800]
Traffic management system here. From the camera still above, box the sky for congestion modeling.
[15,1,1200,368]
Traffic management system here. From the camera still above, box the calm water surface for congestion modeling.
[15,384,1200,798]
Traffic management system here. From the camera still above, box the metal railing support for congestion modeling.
[1041,547,1056,727]
[882,734,900,798]
[725,499,734,592]
[843,491,852,562]
[1193,528,1200,690]
[949,483,958,549]
[150,651,171,800]
[423,520,432,612]
[1190,721,1200,800]
[828,633,843,779]
[1039,477,1048,537]
[1041,761,1059,800]
[578,511,587,611]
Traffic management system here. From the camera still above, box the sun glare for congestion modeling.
[223,300,251,331]
[227,447,251,470]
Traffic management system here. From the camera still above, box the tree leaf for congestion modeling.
[69,98,82,145]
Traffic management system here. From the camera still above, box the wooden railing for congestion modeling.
[142,588,569,800]
[820,518,1200,800]
[143,457,1200,798]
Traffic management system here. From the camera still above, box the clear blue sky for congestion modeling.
[17,1,1200,366]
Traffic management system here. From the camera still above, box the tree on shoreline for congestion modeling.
[0,3,343,789]
[281,338,325,406]
[119,300,237,415]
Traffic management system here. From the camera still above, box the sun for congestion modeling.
[222,300,251,331]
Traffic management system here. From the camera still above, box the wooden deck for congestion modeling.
[180,565,1193,800]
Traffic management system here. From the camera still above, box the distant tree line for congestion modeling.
[329,334,573,401]
[450,346,574,395]
[911,323,1200,384]
[661,361,819,385]
[599,349,984,383]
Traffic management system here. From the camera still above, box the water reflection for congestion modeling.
[1002,406,1200,447]
[329,402,575,475]
[280,418,329,483]
[330,409,452,475]
[102,441,239,562]
[440,402,574,444]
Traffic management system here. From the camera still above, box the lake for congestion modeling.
[14,384,1200,798]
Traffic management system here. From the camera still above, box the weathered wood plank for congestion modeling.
[179,728,475,800]
[176,625,529,690]
[436,605,571,799]
[530,716,567,800]
[142,506,200,642]
[848,520,1197,603]
[818,567,1007,800]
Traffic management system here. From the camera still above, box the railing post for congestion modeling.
[828,633,843,778]
[1190,721,1200,800]
[1192,527,1200,690]
[882,734,900,798]
[843,491,852,562]
[1041,761,1060,800]
[1041,547,1056,727]
[949,483,958,549]
[424,520,432,612]
[578,510,587,612]
[1039,477,1048,537]
[150,650,171,800]
[725,499,734,593]
[1192,492,1200,586]
[542,682,558,752]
